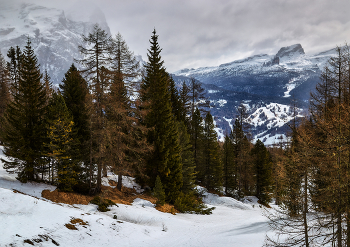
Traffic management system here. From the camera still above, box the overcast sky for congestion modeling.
[10,0,350,72]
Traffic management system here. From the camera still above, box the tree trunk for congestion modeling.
[117,173,123,191]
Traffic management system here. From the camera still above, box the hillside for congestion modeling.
[0,147,272,246]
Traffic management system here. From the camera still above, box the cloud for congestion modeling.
[5,0,350,72]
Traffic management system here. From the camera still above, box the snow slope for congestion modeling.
[0,147,272,246]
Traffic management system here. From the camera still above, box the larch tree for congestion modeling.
[105,32,150,191]
[76,24,113,193]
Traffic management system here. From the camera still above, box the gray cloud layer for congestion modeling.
[7,0,350,72]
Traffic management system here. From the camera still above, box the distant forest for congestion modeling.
[1,24,350,245]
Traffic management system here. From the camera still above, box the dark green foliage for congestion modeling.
[169,76,184,122]
[0,52,10,120]
[179,81,191,127]
[141,29,183,203]
[6,46,22,95]
[45,92,77,192]
[153,175,166,206]
[191,107,204,182]
[202,112,223,191]
[177,121,196,193]
[1,39,47,182]
[251,139,272,205]
[174,192,214,215]
[60,64,91,183]
[90,196,116,212]
[222,135,236,196]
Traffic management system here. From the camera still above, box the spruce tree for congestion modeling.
[0,52,10,121]
[251,139,272,204]
[203,112,223,191]
[177,121,196,194]
[60,64,91,186]
[141,29,183,203]
[6,46,22,95]
[1,39,47,182]
[45,92,76,191]
[191,107,205,184]
[222,135,236,196]
[153,175,166,206]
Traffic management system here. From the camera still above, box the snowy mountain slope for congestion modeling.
[0,147,272,247]
[0,1,110,84]
[173,44,336,144]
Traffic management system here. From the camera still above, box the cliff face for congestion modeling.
[0,2,111,84]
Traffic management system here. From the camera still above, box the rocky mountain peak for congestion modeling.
[275,44,305,61]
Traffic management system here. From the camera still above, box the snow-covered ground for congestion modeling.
[0,147,272,246]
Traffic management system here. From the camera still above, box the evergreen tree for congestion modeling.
[141,29,183,203]
[191,107,205,183]
[43,70,53,101]
[60,64,91,186]
[0,52,10,121]
[1,39,47,182]
[6,46,22,95]
[179,80,191,127]
[251,139,272,204]
[153,175,166,206]
[169,76,184,122]
[202,112,223,191]
[177,121,196,194]
[222,135,236,196]
[45,92,76,191]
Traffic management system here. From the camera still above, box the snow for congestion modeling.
[0,146,273,246]
[248,103,303,129]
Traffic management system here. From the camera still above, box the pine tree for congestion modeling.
[0,52,10,121]
[45,92,76,191]
[153,175,166,206]
[140,29,183,203]
[179,80,191,127]
[222,135,236,196]
[59,64,92,186]
[6,46,22,95]
[202,112,223,191]
[191,107,205,183]
[177,121,196,194]
[1,39,47,182]
[251,139,272,204]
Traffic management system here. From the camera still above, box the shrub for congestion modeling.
[90,196,116,212]
[153,175,165,206]
[174,192,215,215]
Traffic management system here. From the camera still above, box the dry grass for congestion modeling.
[42,184,158,206]
[41,182,168,211]
[42,189,93,205]
[65,218,88,230]
[156,204,179,215]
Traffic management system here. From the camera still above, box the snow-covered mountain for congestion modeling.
[0,1,110,84]
[173,44,337,145]
[0,2,337,145]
